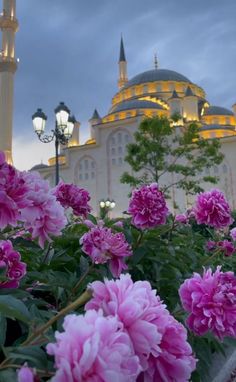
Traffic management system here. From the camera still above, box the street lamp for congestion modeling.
[99,198,116,218]
[32,102,75,185]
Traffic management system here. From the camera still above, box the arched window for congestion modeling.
[222,164,228,173]
[75,156,96,183]
[108,130,132,167]
[125,134,130,143]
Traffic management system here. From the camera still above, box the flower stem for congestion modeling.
[22,290,91,346]
[71,265,93,295]
[201,249,221,266]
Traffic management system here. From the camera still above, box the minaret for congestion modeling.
[183,86,199,121]
[0,0,18,164]
[118,36,128,89]
[89,109,101,140]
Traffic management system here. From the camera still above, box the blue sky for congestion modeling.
[12,0,236,169]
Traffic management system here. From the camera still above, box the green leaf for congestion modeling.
[87,214,97,225]
[0,313,7,345]
[6,346,48,369]
[79,256,89,274]
[0,369,17,382]
[0,295,31,323]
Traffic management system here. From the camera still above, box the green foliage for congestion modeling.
[0,213,235,381]
[121,115,224,195]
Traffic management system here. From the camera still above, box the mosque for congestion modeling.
[33,37,236,215]
[1,1,236,216]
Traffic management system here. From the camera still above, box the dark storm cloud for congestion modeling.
[13,0,236,167]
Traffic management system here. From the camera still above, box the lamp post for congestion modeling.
[99,199,116,219]
[32,102,75,185]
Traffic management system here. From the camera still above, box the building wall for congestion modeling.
[37,116,236,217]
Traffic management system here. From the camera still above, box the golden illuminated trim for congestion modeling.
[201,115,236,126]
[138,96,169,110]
[102,108,168,123]
[112,80,206,106]
[85,138,96,145]
[200,128,236,139]
[48,156,66,166]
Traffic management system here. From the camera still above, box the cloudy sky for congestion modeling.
[11,0,236,170]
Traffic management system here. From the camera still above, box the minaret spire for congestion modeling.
[118,35,128,89]
[119,36,126,61]
[0,0,18,164]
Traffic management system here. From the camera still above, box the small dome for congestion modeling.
[110,100,164,114]
[200,124,235,131]
[203,106,234,116]
[124,69,191,88]
[30,163,49,171]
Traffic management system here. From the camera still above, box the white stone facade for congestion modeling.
[31,40,236,216]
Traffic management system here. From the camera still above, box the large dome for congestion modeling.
[203,106,234,116]
[124,69,191,88]
[110,100,164,114]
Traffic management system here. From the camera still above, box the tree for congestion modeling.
[121,115,224,195]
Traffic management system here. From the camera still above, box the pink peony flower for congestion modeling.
[218,240,235,257]
[175,214,188,224]
[53,181,91,218]
[127,183,169,230]
[17,364,35,382]
[80,226,132,277]
[140,315,197,382]
[179,267,236,340]
[20,172,67,248]
[0,152,30,229]
[193,189,233,229]
[230,227,236,241]
[86,274,196,380]
[0,240,26,288]
[205,240,217,252]
[46,310,141,382]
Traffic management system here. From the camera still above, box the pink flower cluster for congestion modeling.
[0,152,30,229]
[175,214,188,224]
[53,181,91,218]
[20,172,67,248]
[193,189,233,229]
[80,225,132,277]
[205,239,235,257]
[0,240,26,288]
[128,183,169,230]
[0,152,67,248]
[86,274,196,381]
[47,310,141,382]
[218,240,235,257]
[179,267,236,340]
[230,227,236,241]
